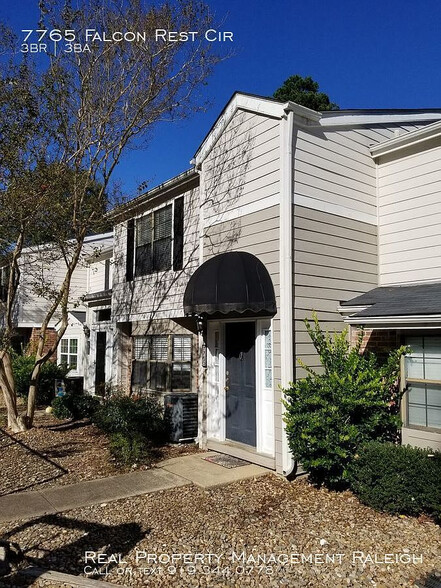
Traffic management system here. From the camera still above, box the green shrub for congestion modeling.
[51,391,100,420]
[283,314,407,489]
[51,395,74,420]
[348,441,441,520]
[93,394,166,444]
[109,432,154,466]
[13,354,68,406]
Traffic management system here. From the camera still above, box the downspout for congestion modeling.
[194,160,208,449]
[279,106,296,477]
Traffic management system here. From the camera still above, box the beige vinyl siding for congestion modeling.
[402,426,441,451]
[203,205,282,470]
[293,123,436,225]
[293,205,378,378]
[202,109,280,227]
[112,186,199,322]
[293,127,381,222]
[88,259,112,293]
[378,137,441,285]
[17,235,113,326]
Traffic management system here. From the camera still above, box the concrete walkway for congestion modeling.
[0,452,268,523]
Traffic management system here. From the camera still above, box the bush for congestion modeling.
[51,391,100,420]
[283,314,407,489]
[13,354,68,406]
[109,432,155,466]
[348,441,441,521]
[93,394,166,444]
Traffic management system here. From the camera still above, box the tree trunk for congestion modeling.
[26,360,43,427]
[0,351,27,432]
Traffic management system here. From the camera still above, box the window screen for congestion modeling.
[406,336,441,429]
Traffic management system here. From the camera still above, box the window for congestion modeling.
[60,338,78,370]
[132,334,192,392]
[263,328,272,388]
[405,336,441,429]
[96,308,111,322]
[127,197,184,280]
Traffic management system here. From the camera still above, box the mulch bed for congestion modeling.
[0,409,201,496]
[0,408,440,587]
[1,476,440,588]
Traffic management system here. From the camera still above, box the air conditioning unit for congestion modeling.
[164,393,198,443]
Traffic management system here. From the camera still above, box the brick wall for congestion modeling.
[350,327,399,357]
[27,327,58,362]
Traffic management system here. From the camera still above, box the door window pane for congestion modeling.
[264,328,272,388]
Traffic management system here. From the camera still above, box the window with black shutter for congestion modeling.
[133,197,184,276]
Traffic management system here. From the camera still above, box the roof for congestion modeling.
[108,169,199,221]
[55,310,86,328]
[340,283,441,319]
[70,311,86,324]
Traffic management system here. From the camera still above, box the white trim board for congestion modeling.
[203,194,280,228]
[294,194,378,226]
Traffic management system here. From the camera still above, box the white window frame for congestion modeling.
[132,334,192,393]
[405,335,441,431]
[59,337,79,373]
[132,197,183,279]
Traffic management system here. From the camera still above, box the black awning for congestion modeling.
[183,252,277,316]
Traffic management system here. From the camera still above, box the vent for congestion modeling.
[164,393,198,442]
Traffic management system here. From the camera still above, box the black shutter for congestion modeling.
[126,219,135,281]
[104,259,110,290]
[173,196,184,271]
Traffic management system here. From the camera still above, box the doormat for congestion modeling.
[418,573,441,588]
[203,454,250,468]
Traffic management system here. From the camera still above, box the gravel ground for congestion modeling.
[1,475,440,588]
[0,410,201,496]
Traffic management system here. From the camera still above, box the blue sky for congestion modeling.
[3,0,441,197]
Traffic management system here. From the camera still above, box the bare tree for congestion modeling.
[0,0,224,431]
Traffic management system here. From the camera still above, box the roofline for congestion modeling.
[341,314,441,326]
[320,110,441,128]
[108,168,198,221]
[18,231,113,256]
[193,92,441,164]
[193,92,321,166]
[83,232,113,243]
[85,245,113,263]
[371,118,441,158]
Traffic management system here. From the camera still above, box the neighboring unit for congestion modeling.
[0,232,113,392]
